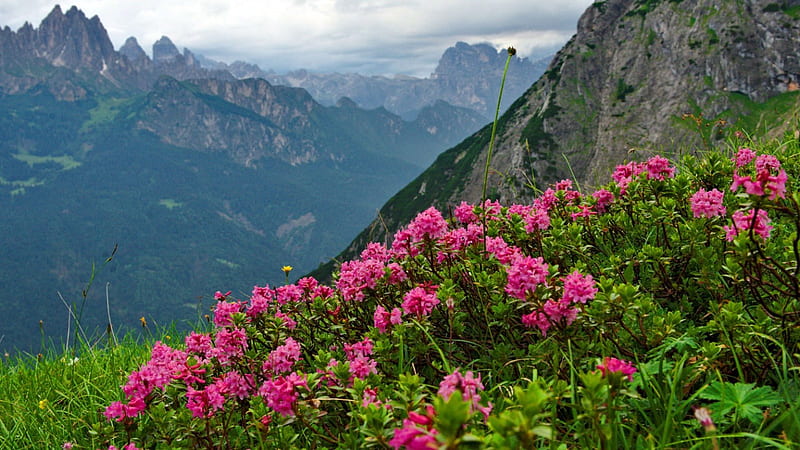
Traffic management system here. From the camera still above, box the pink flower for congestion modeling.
[561,271,598,304]
[219,371,254,400]
[387,262,409,284]
[479,199,503,219]
[730,153,787,201]
[214,290,232,301]
[390,307,403,325]
[543,299,578,325]
[360,242,392,263]
[592,189,614,213]
[344,337,374,359]
[259,373,307,417]
[563,190,582,205]
[438,369,492,419]
[212,327,248,365]
[597,357,637,381]
[485,236,522,265]
[507,204,532,218]
[534,188,558,211]
[521,311,551,336]
[694,406,716,432]
[724,208,773,241]
[263,337,302,374]
[248,285,274,317]
[274,310,297,330]
[523,207,551,232]
[690,188,726,218]
[570,205,596,221]
[645,155,675,181]
[612,161,646,191]
[349,355,378,379]
[186,383,226,418]
[454,201,478,224]
[276,284,303,304]
[505,255,549,300]
[185,331,213,357]
[213,300,242,327]
[401,285,440,318]
[337,259,386,302]
[373,306,402,333]
[407,206,449,242]
[554,179,573,191]
[389,406,438,449]
[312,284,335,299]
[733,147,756,168]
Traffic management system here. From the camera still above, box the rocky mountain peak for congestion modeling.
[119,36,147,62]
[432,41,506,78]
[36,4,116,70]
[153,35,180,64]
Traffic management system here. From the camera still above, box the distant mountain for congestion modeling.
[313,0,800,279]
[0,5,490,352]
[198,42,551,120]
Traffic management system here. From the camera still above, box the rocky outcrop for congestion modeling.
[448,0,800,203]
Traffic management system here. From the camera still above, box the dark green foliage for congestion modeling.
[0,80,441,354]
[614,78,636,102]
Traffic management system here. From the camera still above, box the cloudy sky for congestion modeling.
[1,1,594,76]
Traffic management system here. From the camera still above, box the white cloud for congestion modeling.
[2,0,593,76]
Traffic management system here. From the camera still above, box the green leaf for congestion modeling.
[699,381,782,424]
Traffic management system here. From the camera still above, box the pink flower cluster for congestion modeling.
[374,305,403,333]
[520,271,598,336]
[730,150,788,201]
[258,372,307,417]
[263,337,301,374]
[690,188,726,218]
[612,156,676,193]
[344,337,378,379]
[389,405,438,449]
[104,342,193,422]
[597,357,637,381]
[505,255,549,300]
[392,207,449,257]
[438,369,492,419]
[401,284,440,318]
[724,208,773,241]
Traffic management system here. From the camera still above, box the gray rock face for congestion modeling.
[119,36,147,62]
[153,36,181,64]
[454,0,800,202]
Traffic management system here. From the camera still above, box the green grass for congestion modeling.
[12,153,82,171]
[0,333,174,449]
[158,198,183,210]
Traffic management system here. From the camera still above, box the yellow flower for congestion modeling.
[140,316,147,328]
[281,265,293,274]
[38,399,48,410]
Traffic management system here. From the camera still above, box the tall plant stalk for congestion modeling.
[481,47,516,203]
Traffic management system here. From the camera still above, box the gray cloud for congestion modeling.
[2,1,593,76]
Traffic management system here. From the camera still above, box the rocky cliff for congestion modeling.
[313,0,800,278]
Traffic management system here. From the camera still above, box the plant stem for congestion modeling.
[481,47,516,204]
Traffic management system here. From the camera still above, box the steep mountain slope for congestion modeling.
[313,0,800,277]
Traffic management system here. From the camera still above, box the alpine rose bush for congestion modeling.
[99,144,799,449]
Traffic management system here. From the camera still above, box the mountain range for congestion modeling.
[4,0,798,354]
[0,5,539,353]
